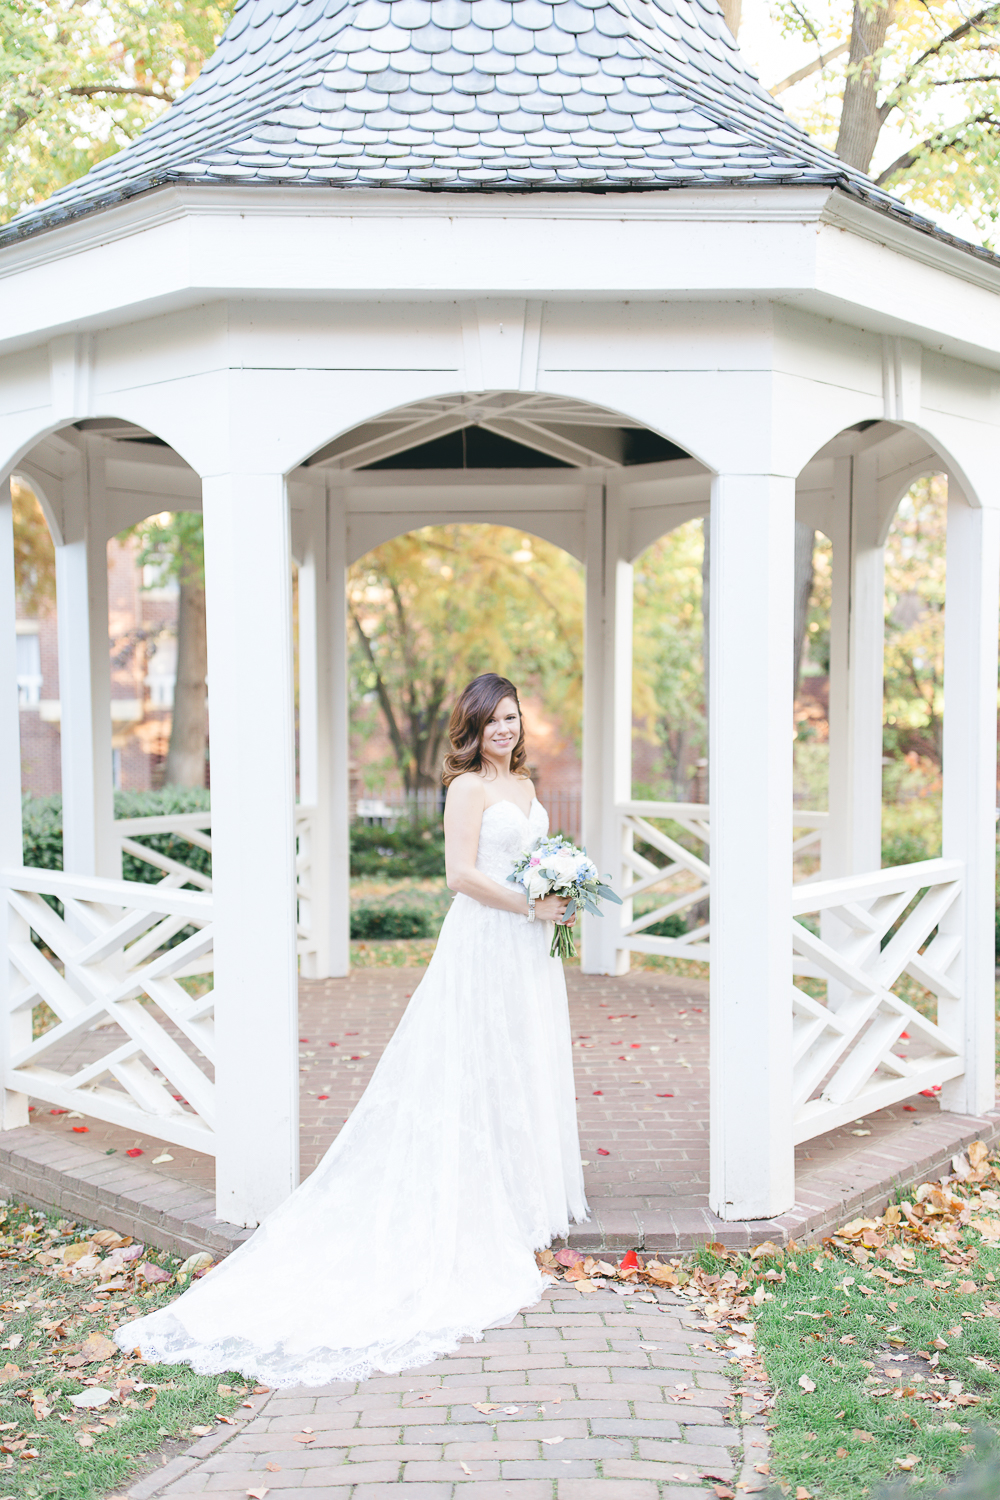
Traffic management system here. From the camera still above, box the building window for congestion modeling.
[146,630,177,708]
[16,629,42,706]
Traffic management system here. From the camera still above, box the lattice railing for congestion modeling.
[115,807,316,964]
[2,866,216,1152]
[790,858,964,1142]
[614,802,827,959]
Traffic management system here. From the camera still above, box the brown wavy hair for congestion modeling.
[442,673,528,787]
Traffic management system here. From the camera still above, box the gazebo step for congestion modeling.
[0,1126,251,1260]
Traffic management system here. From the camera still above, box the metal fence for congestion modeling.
[354,787,582,840]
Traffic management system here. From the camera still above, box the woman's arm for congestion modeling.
[444,777,569,920]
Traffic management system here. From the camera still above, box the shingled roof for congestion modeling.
[0,0,974,249]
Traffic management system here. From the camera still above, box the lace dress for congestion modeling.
[114,798,588,1387]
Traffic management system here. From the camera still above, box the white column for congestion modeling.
[203,471,300,1226]
[324,488,351,978]
[709,473,795,1221]
[0,479,28,1130]
[296,509,321,978]
[297,486,350,979]
[56,444,116,877]
[939,492,1000,1117]
[826,450,884,879]
[581,482,632,976]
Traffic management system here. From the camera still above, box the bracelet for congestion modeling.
[526,896,536,924]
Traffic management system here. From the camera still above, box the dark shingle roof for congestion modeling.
[0,0,984,252]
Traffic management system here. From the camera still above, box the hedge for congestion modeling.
[350,905,431,940]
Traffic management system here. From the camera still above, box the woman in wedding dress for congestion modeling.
[115,672,589,1387]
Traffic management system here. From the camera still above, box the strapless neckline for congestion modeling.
[483,797,537,821]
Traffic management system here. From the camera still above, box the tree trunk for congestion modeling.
[835,0,892,171]
[793,522,815,699]
[164,580,208,786]
[720,0,741,37]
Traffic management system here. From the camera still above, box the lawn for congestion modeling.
[0,1200,250,1500]
[733,1142,1000,1497]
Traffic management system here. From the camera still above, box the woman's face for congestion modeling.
[481,695,520,764]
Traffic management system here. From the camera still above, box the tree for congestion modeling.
[882,475,946,766]
[349,526,583,795]
[1,0,233,221]
[11,479,55,616]
[758,0,1000,236]
[129,512,208,787]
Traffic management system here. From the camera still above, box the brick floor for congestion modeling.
[121,1283,772,1500]
[12,969,1000,1254]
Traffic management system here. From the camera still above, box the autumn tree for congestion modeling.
[129,512,208,787]
[11,479,55,617]
[349,526,583,795]
[1,0,233,222]
[755,0,1000,235]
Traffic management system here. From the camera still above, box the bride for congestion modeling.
[115,672,589,1387]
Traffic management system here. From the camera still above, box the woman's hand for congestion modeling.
[534,893,576,925]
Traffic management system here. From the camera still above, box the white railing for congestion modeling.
[615,801,828,959]
[2,866,216,1152]
[115,808,317,965]
[790,858,963,1142]
[614,802,964,1137]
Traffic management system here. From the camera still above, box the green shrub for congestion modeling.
[640,912,687,939]
[21,789,213,885]
[350,821,445,878]
[881,830,930,867]
[350,905,431,939]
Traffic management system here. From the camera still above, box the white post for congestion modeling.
[325,487,351,978]
[296,507,321,978]
[581,482,632,976]
[709,472,795,1221]
[939,491,1000,1117]
[203,471,300,1226]
[0,478,28,1130]
[56,443,116,876]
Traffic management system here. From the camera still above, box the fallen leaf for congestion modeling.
[460,1462,474,1475]
[472,1403,499,1414]
[836,1447,848,1458]
[246,1489,269,1499]
[293,1435,314,1444]
[190,1425,213,1436]
[542,1436,564,1445]
[504,1406,520,1415]
[896,1456,920,1471]
[178,1253,214,1278]
[798,1375,816,1393]
[151,1153,173,1165]
[265,1462,281,1472]
[796,1489,813,1499]
[851,1129,871,1137]
[69,1389,114,1409]
[79,1333,118,1363]
[853,1430,874,1442]
[137,1262,172,1284]
[712,1487,735,1499]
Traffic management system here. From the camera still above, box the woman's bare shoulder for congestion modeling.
[446,772,487,804]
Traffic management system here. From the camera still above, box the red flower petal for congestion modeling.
[619,1249,639,1270]
[656,1093,674,1098]
[350,1055,361,1060]
[71,1126,89,1133]
[631,1043,641,1049]
[903,1105,917,1111]
[593,1090,603,1096]
[299,1038,309,1044]
[126,1148,143,1157]
[328,1042,338,1047]
[50,1108,68,1115]
[597,1148,610,1156]
[317,1095,329,1101]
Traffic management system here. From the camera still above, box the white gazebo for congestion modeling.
[1,0,998,1233]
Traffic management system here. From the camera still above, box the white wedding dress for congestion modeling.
[115,798,588,1387]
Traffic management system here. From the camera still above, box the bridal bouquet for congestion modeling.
[507,834,622,960]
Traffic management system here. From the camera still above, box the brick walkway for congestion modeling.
[24,967,994,1253]
[123,1282,770,1500]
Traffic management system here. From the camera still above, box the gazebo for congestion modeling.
[1,0,998,1236]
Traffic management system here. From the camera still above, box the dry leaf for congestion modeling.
[460,1462,474,1475]
[853,1430,874,1442]
[712,1487,735,1499]
[896,1456,920,1471]
[265,1462,281,1472]
[542,1436,565,1445]
[293,1435,315,1444]
[246,1489,269,1499]
[796,1489,813,1499]
[190,1425,213,1436]
[798,1375,816,1393]
[68,1388,113,1409]
[79,1333,118,1363]
[472,1403,499,1414]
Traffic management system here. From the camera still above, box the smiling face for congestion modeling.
[481,695,521,769]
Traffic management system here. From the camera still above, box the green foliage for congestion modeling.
[125,510,205,589]
[881,830,931,867]
[640,912,688,938]
[1,0,234,223]
[350,821,446,878]
[350,525,583,792]
[350,904,431,939]
[21,789,212,884]
[631,519,706,797]
[11,478,55,617]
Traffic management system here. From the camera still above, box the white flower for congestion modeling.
[525,869,550,898]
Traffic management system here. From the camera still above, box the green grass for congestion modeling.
[0,1201,249,1500]
[745,1236,1000,1497]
